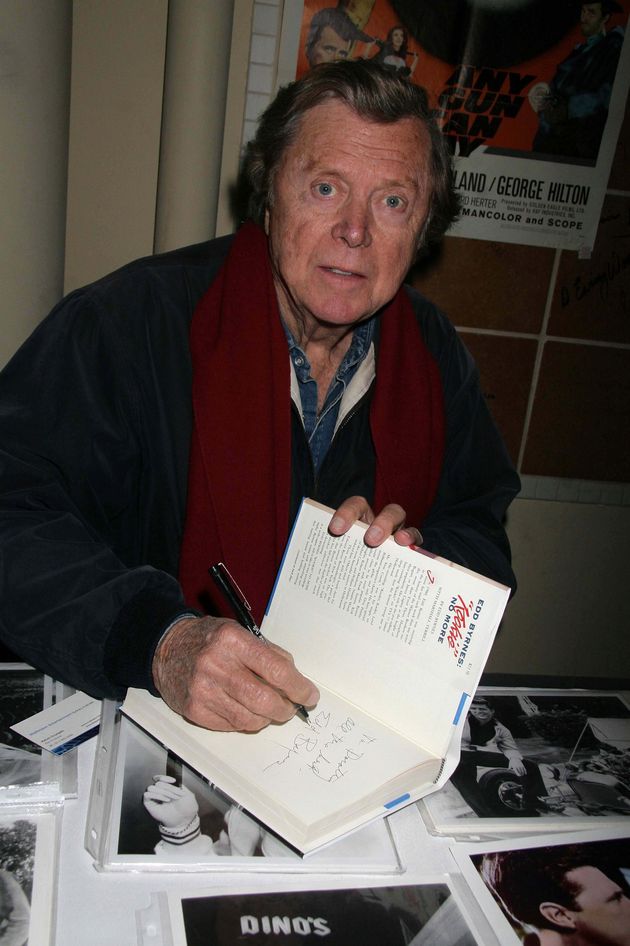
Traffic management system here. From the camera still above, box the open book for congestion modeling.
[122,499,510,853]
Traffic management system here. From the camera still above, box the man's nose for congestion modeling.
[331,201,373,248]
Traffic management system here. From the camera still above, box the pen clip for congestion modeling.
[215,561,253,614]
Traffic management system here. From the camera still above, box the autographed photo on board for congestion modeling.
[86,702,401,873]
[420,688,630,835]
[292,0,630,249]
[451,828,630,946]
[155,881,484,946]
[0,807,60,946]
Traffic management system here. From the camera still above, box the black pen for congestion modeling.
[209,562,309,722]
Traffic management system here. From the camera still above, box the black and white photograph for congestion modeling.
[452,829,630,946]
[0,809,59,946]
[87,705,401,873]
[0,667,46,790]
[421,689,630,835]
[0,665,76,797]
[116,716,295,863]
[164,882,481,946]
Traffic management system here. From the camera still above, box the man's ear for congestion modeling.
[539,901,577,930]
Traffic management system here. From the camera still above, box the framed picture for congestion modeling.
[420,687,630,836]
[86,700,402,874]
[137,879,487,946]
[0,803,61,946]
[452,828,630,945]
[0,664,77,796]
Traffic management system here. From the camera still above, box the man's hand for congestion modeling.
[327,496,422,549]
[152,616,319,732]
[508,758,527,777]
[528,81,551,113]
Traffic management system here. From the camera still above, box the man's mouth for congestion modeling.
[323,266,363,278]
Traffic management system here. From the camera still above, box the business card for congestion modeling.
[11,691,101,755]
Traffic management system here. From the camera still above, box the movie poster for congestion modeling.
[294,0,630,251]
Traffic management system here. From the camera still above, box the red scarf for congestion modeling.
[178,222,444,622]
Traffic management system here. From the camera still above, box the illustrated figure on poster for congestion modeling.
[142,775,291,858]
[0,870,30,946]
[305,6,372,67]
[479,843,630,945]
[450,696,546,817]
[529,0,625,161]
[368,25,419,78]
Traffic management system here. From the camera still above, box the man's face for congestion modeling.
[580,4,608,37]
[265,100,431,336]
[308,26,351,65]
[565,866,630,945]
[469,700,495,722]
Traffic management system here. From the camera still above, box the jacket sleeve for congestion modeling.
[493,721,524,763]
[411,290,520,592]
[0,288,190,700]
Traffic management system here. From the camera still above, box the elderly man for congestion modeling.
[0,61,518,733]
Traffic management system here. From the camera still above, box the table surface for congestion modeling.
[57,740,489,946]
[57,680,630,946]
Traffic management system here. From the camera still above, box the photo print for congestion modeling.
[421,689,630,834]
[452,828,630,946]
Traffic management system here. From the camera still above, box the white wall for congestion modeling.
[63,0,169,292]
[487,497,630,679]
[0,1,72,367]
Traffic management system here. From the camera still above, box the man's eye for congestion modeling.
[315,182,335,197]
[385,195,404,209]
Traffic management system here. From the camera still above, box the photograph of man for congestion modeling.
[450,696,546,817]
[305,6,372,66]
[478,841,630,946]
[529,1,625,161]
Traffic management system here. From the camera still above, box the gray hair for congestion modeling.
[243,59,458,251]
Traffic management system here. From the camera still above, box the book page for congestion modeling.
[122,687,435,838]
[262,500,510,752]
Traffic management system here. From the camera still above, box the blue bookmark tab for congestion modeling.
[384,792,410,810]
[453,692,470,725]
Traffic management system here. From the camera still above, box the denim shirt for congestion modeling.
[283,318,375,473]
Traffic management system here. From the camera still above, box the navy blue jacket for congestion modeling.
[0,236,519,699]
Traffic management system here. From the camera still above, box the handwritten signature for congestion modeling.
[560,249,630,309]
[262,712,377,782]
